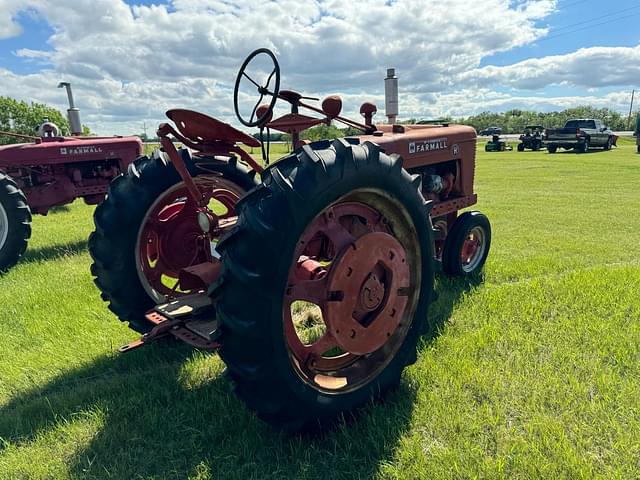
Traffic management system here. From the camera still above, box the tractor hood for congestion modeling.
[355,123,476,170]
[0,135,143,168]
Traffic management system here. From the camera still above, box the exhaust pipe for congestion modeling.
[58,82,82,135]
[384,68,398,124]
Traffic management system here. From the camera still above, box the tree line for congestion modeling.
[2,96,636,147]
[411,106,636,133]
[0,97,71,144]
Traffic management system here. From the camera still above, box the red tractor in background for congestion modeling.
[90,49,491,432]
[0,83,142,271]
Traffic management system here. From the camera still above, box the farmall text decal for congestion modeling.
[408,138,448,154]
[60,146,103,155]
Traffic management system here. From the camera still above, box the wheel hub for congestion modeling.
[460,226,485,272]
[359,272,384,312]
[325,231,410,355]
[136,176,245,301]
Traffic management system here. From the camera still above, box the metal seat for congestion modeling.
[166,109,260,148]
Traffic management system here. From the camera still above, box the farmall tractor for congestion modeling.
[89,49,491,431]
[0,83,142,272]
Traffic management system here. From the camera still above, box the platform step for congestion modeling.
[155,293,213,319]
[184,318,220,342]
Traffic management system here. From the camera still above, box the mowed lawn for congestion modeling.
[0,138,639,479]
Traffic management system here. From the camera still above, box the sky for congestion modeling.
[0,0,638,136]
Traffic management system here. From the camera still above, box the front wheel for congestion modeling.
[215,139,435,431]
[442,211,491,276]
[517,143,525,152]
[0,173,31,273]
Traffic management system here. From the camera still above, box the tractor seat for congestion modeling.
[166,109,260,148]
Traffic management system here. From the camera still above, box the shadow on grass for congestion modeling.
[21,239,87,264]
[547,148,603,155]
[48,205,72,214]
[0,277,481,479]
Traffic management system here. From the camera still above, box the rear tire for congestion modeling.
[547,145,557,154]
[442,211,491,277]
[517,143,525,152]
[89,151,258,333]
[579,138,590,153]
[603,137,612,151]
[0,173,31,273]
[214,139,435,431]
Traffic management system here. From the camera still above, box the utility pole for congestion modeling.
[627,89,635,130]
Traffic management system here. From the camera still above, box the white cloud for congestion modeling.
[15,48,52,59]
[9,0,632,136]
[461,44,640,90]
[0,0,35,39]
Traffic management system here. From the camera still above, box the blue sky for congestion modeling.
[482,0,640,66]
[0,0,638,135]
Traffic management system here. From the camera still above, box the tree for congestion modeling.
[454,106,628,134]
[0,97,89,145]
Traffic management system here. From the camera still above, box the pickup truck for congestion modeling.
[544,119,616,153]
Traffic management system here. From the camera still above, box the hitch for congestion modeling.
[119,293,220,353]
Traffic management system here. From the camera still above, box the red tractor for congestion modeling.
[90,49,491,431]
[0,83,142,271]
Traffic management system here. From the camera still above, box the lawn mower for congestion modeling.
[484,133,512,152]
[89,48,491,431]
[0,83,142,272]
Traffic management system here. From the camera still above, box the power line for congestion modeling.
[537,11,640,43]
[559,0,589,9]
[549,4,640,34]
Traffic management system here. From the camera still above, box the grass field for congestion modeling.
[1,138,639,479]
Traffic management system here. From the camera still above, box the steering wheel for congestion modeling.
[233,48,280,127]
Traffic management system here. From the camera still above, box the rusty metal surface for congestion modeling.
[325,231,410,355]
[321,96,342,119]
[178,261,222,291]
[430,194,477,218]
[159,135,205,207]
[167,109,260,147]
[267,113,325,134]
[119,295,220,353]
[155,293,214,318]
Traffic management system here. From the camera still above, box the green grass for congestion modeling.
[1,139,639,479]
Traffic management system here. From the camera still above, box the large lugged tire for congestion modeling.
[89,151,258,333]
[214,139,435,432]
[442,211,491,276]
[0,173,31,273]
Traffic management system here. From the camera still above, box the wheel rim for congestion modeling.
[0,201,8,251]
[460,226,486,273]
[135,175,246,303]
[283,190,422,393]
